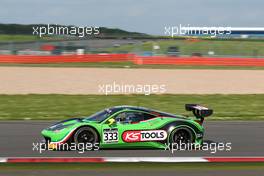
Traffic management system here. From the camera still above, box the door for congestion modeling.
[101,110,157,148]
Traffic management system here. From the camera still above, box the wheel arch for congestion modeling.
[68,125,101,143]
[160,120,200,144]
[167,125,196,144]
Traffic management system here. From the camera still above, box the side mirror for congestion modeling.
[108,118,116,126]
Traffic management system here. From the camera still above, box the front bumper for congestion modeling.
[41,127,76,144]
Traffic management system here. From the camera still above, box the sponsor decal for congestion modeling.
[103,128,119,143]
[122,130,167,142]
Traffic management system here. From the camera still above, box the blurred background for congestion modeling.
[1,24,264,58]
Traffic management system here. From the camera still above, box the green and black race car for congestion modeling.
[41,104,213,150]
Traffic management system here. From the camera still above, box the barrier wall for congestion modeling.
[0,54,134,63]
[133,56,264,67]
[1,54,264,67]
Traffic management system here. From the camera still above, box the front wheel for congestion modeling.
[73,127,99,148]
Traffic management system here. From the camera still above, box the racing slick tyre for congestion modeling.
[169,127,194,149]
[73,126,99,149]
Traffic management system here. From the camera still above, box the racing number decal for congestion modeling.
[103,128,118,143]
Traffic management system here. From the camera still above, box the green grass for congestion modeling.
[0,34,41,42]
[0,94,264,120]
[0,34,64,42]
[0,62,136,68]
[1,62,264,70]
[106,40,264,57]
[0,163,264,170]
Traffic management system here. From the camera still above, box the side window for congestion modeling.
[142,113,156,121]
[115,112,128,124]
[114,111,156,124]
[126,112,143,124]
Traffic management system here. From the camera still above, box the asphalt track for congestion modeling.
[0,121,263,157]
[1,169,264,176]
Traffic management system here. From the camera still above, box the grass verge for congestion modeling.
[106,40,264,57]
[0,94,263,120]
[0,34,45,42]
[0,62,264,70]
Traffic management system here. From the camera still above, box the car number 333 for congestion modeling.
[103,129,118,143]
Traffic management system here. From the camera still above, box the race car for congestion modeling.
[41,104,213,150]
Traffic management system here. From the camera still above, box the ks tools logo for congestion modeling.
[122,130,167,142]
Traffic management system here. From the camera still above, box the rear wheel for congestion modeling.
[170,128,194,149]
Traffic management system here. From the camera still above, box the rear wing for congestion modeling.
[185,104,213,122]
